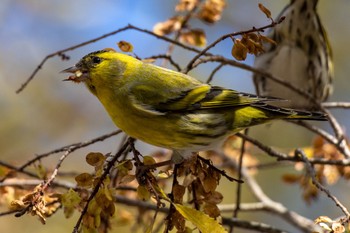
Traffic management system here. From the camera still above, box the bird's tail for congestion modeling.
[252,102,327,121]
[231,101,327,132]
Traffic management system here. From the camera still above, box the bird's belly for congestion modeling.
[255,45,313,108]
[110,109,230,151]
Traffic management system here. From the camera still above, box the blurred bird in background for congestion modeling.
[253,0,333,109]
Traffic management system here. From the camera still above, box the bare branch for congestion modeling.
[144,54,182,71]
[222,218,289,233]
[192,55,316,103]
[230,129,249,233]
[237,133,350,166]
[323,102,350,108]
[183,17,285,73]
[217,152,321,232]
[0,130,121,183]
[17,24,204,93]
[206,63,225,83]
[293,120,350,158]
[321,107,350,158]
[0,179,76,190]
[296,149,350,223]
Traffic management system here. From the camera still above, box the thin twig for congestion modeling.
[0,161,38,179]
[17,24,204,93]
[231,129,248,233]
[16,25,132,93]
[206,63,225,83]
[72,139,130,233]
[219,202,266,212]
[222,218,289,233]
[293,120,350,158]
[165,164,179,233]
[41,150,71,190]
[144,54,182,71]
[197,156,243,183]
[295,149,350,223]
[0,130,121,183]
[183,17,285,73]
[192,55,317,103]
[128,24,204,54]
[321,107,350,158]
[245,161,291,170]
[0,209,20,217]
[218,152,321,232]
[162,0,200,66]
[237,133,350,166]
[322,102,350,108]
[114,195,288,232]
[0,178,76,190]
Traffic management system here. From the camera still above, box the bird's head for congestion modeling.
[61,48,118,83]
[61,48,132,95]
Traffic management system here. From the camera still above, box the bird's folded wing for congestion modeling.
[130,84,276,113]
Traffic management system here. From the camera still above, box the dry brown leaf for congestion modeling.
[153,16,183,36]
[231,39,248,61]
[179,29,207,47]
[176,0,199,12]
[75,173,93,187]
[258,3,272,19]
[117,40,134,52]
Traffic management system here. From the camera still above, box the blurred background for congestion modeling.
[1,0,349,232]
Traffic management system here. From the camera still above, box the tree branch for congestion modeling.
[217,152,321,233]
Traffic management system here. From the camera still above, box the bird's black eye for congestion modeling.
[91,56,102,65]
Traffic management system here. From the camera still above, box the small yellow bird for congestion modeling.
[62,49,326,158]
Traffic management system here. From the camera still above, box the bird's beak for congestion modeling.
[61,66,79,74]
[61,66,87,83]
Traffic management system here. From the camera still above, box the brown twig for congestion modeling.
[72,139,130,233]
[0,130,121,183]
[114,195,288,232]
[183,16,285,73]
[218,151,321,232]
[295,149,350,223]
[41,150,71,190]
[206,63,225,83]
[144,54,182,71]
[223,218,289,233]
[0,161,38,179]
[197,156,243,183]
[192,55,316,103]
[320,107,350,158]
[236,133,350,166]
[231,129,248,233]
[219,202,267,212]
[293,120,350,158]
[162,0,201,66]
[16,25,132,93]
[16,24,204,93]
[245,161,291,170]
[165,164,179,233]
[0,178,76,190]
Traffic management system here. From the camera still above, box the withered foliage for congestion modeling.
[153,0,226,47]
